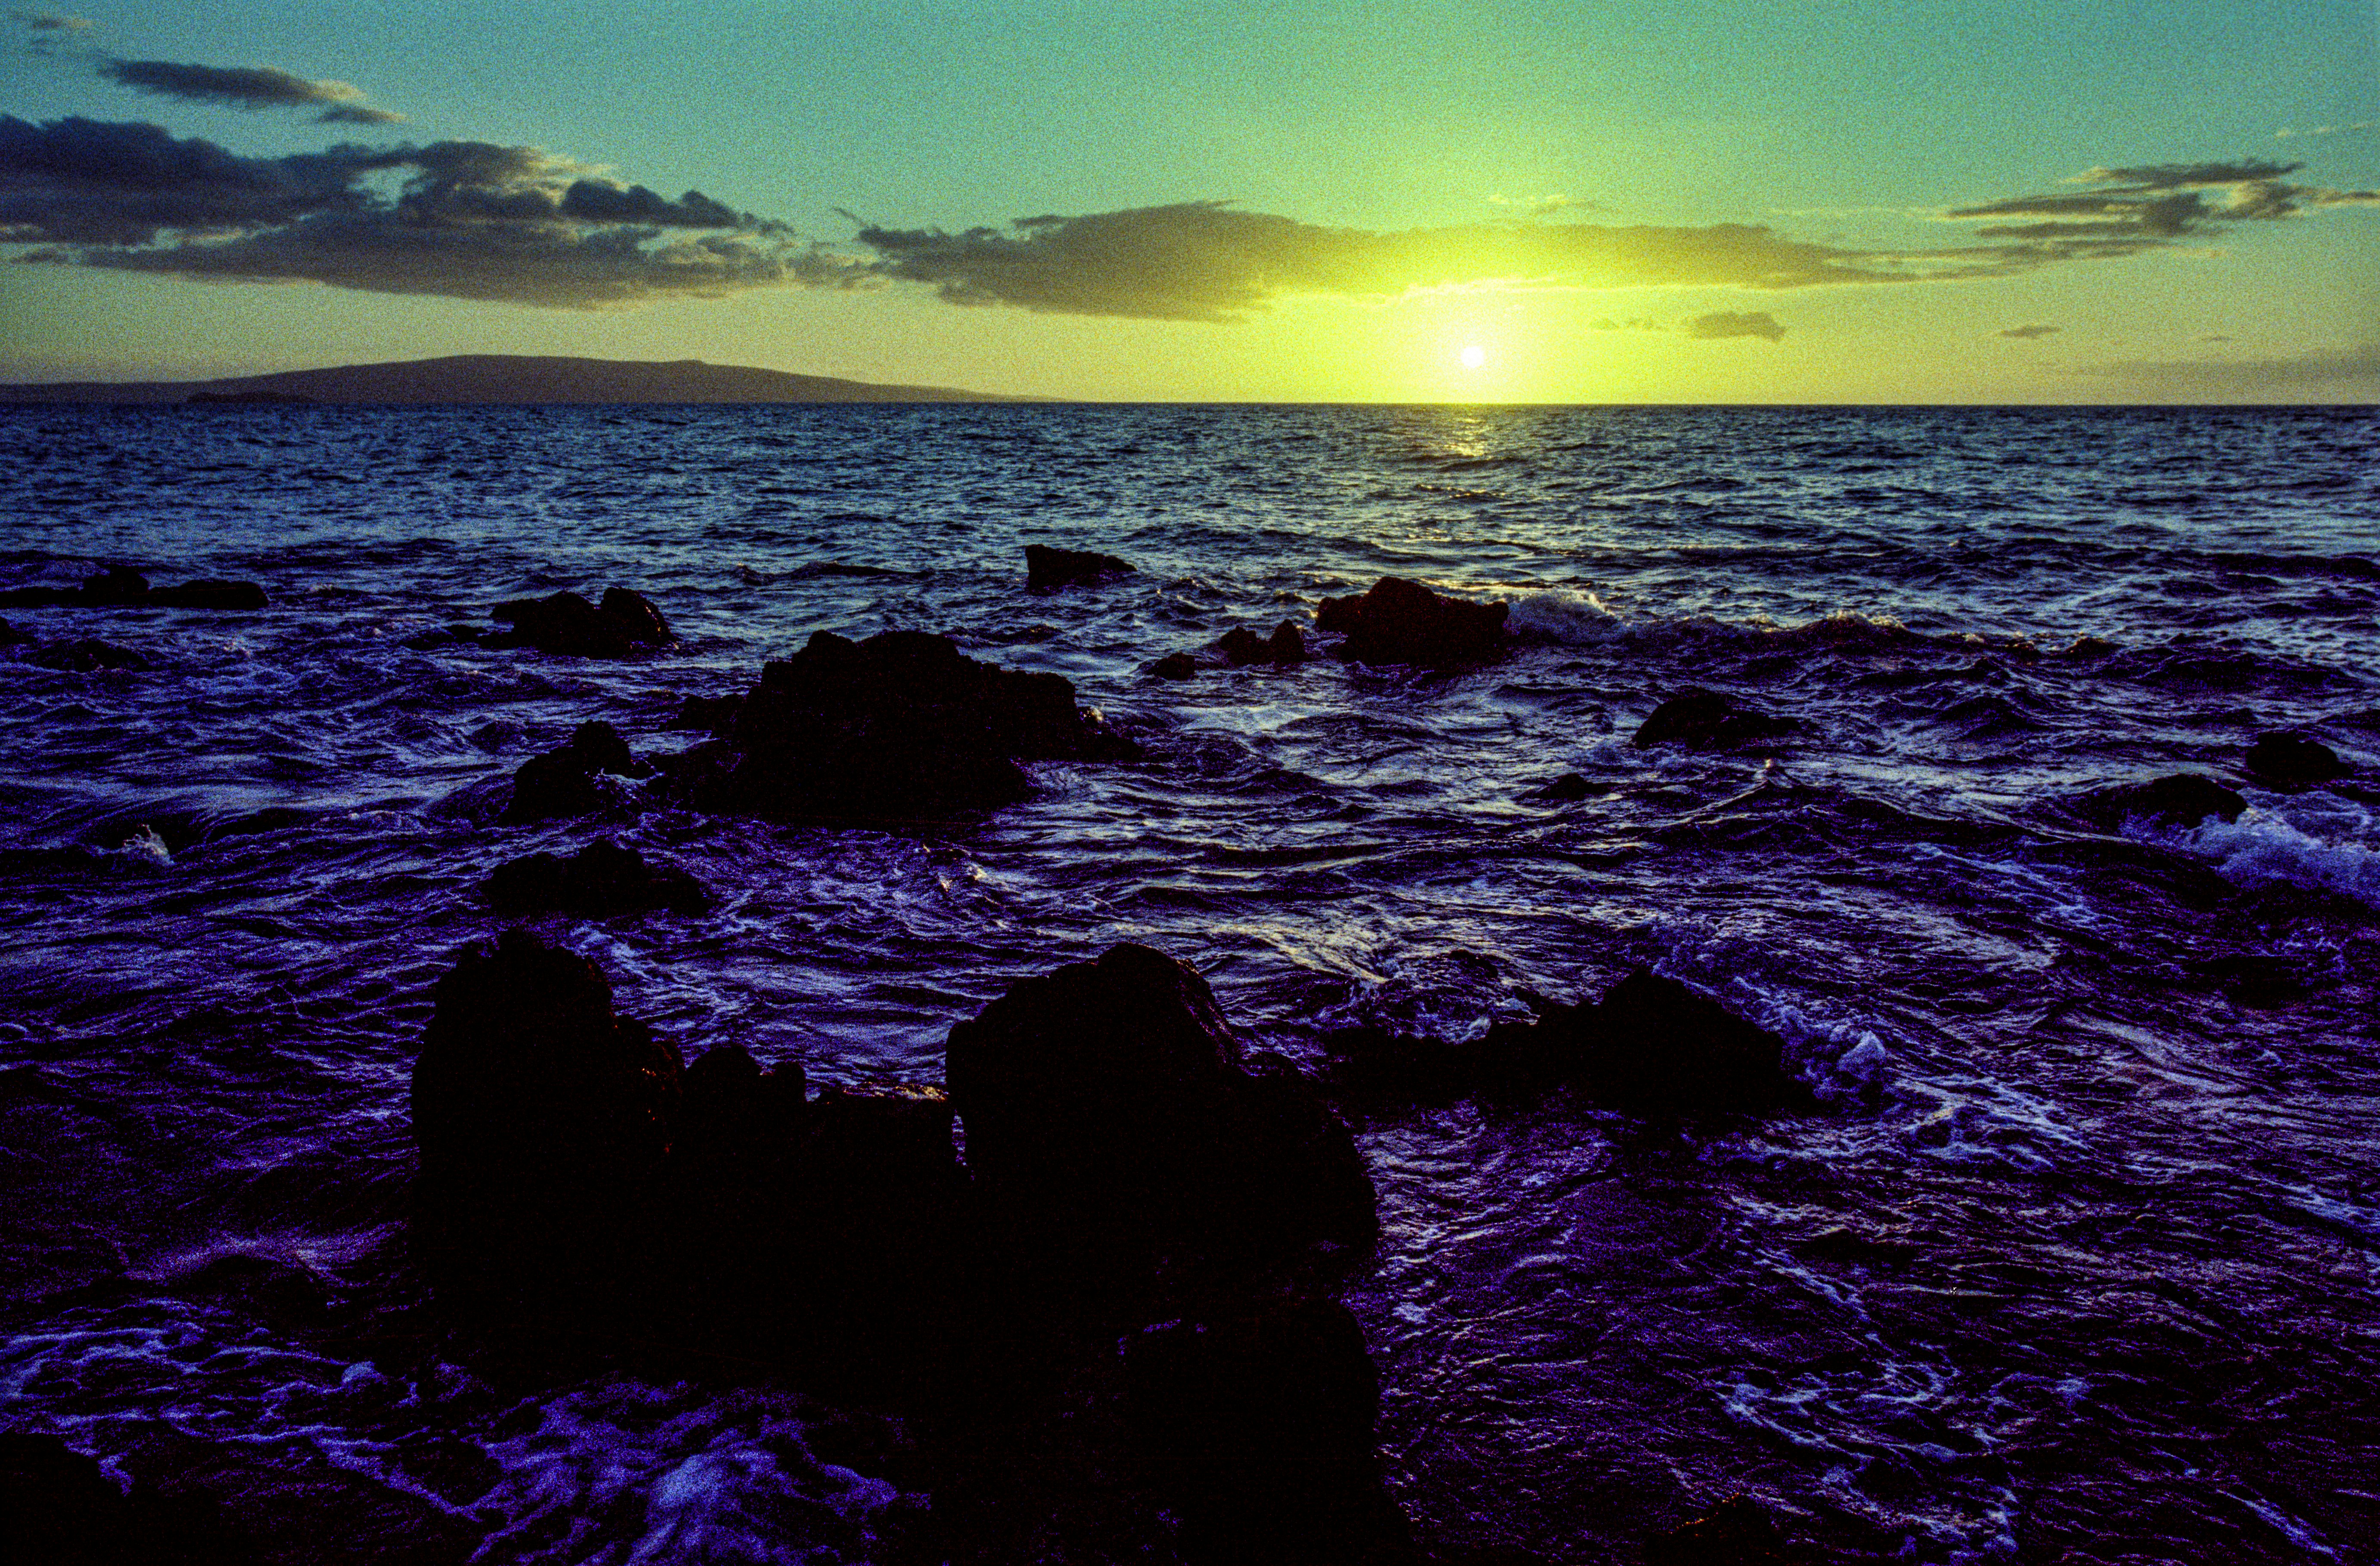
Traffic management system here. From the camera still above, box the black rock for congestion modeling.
[2073,773,2246,832]
[946,942,1377,1267]
[22,638,149,671]
[1217,620,1308,667]
[1151,651,1198,681]
[666,691,744,732]
[1127,1295,1412,1564]
[77,565,152,605]
[151,579,268,610]
[487,839,710,917]
[1529,771,1593,801]
[401,624,486,650]
[488,587,673,657]
[408,930,682,1304]
[2246,731,2347,786]
[502,721,646,823]
[1315,576,1506,667]
[1633,691,1800,749]
[1025,543,1136,588]
[0,616,20,646]
[1326,969,1809,1118]
[686,629,1138,822]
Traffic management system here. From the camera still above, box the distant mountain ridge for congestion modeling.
[0,354,1038,404]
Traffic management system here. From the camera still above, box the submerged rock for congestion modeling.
[1315,576,1507,667]
[486,838,709,917]
[947,942,1377,1265]
[1325,969,1809,1117]
[488,587,673,657]
[149,580,268,610]
[0,567,266,610]
[409,930,682,1303]
[1633,690,1800,749]
[22,638,149,671]
[2246,731,2347,786]
[502,721,647,823]
[1151,651,1198,681]
[686,629,1138,822]
[0,617,21,646]
[1025,543,1136,588]
[1217,620,1308,667]
[1528,771,1593,802]
[2074,773,2246,832]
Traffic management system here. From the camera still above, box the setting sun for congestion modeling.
[1460,344,1488,370]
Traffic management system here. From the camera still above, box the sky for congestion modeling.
[0,0,2374,401]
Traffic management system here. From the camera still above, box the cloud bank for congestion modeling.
[2081,343,2380,396]
[1999,324,2061,339]
[1943,160,2379,252]
[3,117,857,307]
[100,59,408,124]
[13,9,91,30]
[1686,311,1784,341]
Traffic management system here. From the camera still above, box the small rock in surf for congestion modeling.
[1025,543,1135,589]
[488,587,673,657]
[1315,576,1507,667]
[1633,690,1800,749]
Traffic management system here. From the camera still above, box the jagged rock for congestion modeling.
[946,942,1377,1266]
[1151,652,1198,681]
[22,638,149,671]
[486,838,709,917]
[1315,576,1506,667]
[2246,732,2346,786]
[1025,543,1135,588]
[666,691,744,732]
[1633,691,1800,749]
[150,580,268,610]
[685,629,1138,822]
[1217,620,1308,667]
[408,930,682,1303]
[501,721,647,823]
[1529,771,1593,801]
[2073,773,2246,832]
[1324,969,1809,1117]
[1127,1295,1412,1564]
[488,587,673,657]
[1645,1496,1804,1564]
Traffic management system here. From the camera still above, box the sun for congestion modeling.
[1459,344,1488,370]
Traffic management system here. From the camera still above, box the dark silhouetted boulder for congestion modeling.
[1127,1295,1411,1564]
[22,638,148,671]
[151,579,268,610]
[2246,732,2347,786]
[1217,620,1308,667]
[2074,773,2246,832]
[488,587,673,657]
[409,930,681,1302]
[1151,651,1198,680]
[666,691,744,732]
[687,629,1138,822]
[1315,576,1506,667]
[1645,1496,1804,1564]
[502,721,646,823]
[1025,543,1136,588]
[486,838,709,917]
[947,943,1376,1266]
[77,565,152,605]
[1326,969,1807,1118]
[1633,691,1800,749]
[1529,771,1593,801]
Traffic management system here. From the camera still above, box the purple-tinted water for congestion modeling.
[2,403,2376,1563]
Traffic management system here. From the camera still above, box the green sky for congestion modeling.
[1,0,2374,400]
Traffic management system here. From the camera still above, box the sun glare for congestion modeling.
[1459,344,1488,370]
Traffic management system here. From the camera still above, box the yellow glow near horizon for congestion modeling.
[1460,343,1488,370]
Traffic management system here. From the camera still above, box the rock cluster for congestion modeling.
[1216,620,1308,667]
[487,587,673,657]
[1315,576,1507,667]
[0,566,268,610]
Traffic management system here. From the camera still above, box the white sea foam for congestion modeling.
[1504,589,1625,646]
[2149,796,2380,908]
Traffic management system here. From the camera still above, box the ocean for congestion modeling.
[1,401,2375,1563]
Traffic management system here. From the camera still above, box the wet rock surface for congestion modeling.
[1026,543,1137,588]
[2072,772,2247,832]
[485,838,709,917]
[2246,731,2348,786]
[681,629,1139,822]
[1216,620,1308,667]
[1315,576,1507,667]
[487,587,673,657]
[500,720,648,823]
[0,566,267,610]
[1633,690,1802,749]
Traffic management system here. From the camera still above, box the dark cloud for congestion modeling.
[3,115,858,307]
[1943,160,2379,254]
[1685,311,1785,342]
[1998,324,2061,339]
[2078,343,2380,396]
[317,105,408,126]
[13,10,93,29]
[103,59,367,109]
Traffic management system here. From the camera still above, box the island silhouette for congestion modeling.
[0,354,1037,404]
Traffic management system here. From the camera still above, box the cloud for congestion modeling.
[1488,192,1593,217]
[1998,324,2061,339]
[99,58,409,123]
[3,115,859,307]
[1942,160,2380,252]
[2079,343,2380,395]
[2277,121,2376,139]
[1590,315,1661,330]
[13,9,92,29]
[1685,310,1784,342]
